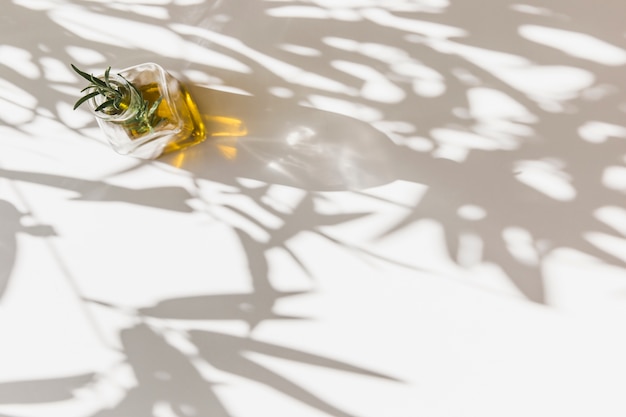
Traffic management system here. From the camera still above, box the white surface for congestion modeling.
[1,1,625,416]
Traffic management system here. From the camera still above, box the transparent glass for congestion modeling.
[88,63,206,159]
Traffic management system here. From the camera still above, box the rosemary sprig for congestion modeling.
[71,64,127,114]
[71,64,164,132]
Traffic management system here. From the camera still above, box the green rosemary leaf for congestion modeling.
[89,74,107,88]
[71,64,94,83]
[148,96,162,118]
[71,65,105,88]
[104,67,111,89]
[96,84,117,99]
[73,90,100,110]
[95,99,116,112]
[71,64,162,126]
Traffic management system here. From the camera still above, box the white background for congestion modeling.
[1,1,625,416]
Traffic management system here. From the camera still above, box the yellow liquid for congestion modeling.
[127,82,206,155]
[120,78,248,158]
[204,115,248,137]
[165,86,208,154]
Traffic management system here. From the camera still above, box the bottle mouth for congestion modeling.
[88,74,139,121]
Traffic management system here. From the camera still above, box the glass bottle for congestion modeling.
[88,63,206,159]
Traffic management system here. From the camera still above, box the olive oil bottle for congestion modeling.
[73,63,206,159]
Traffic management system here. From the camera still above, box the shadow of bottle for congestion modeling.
[158,86,398,191]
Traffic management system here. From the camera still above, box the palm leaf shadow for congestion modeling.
[90,323,230,417]
[87,322,400,417]
[189,329,401,417]
[222,0,626,304]
[3,1,626,415]
[0,373,95,404]
[0,199,55,301]
[383,135,626,302]
[137,292,306,326]
[0,168,193,213]
[0,200,22,301]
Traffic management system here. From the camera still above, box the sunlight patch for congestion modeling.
[279,44,322,56]
[393,62,446,97]
[108,4,170,20]
[304,95,382,122]
[332,61,405,103]
[467,87,536,123]
[361,8,466,38]
[496,65,595,103]
[359,43,409,62]
[40,57,76,83]
[0,46,40,79]
[174,0,206,4]
[50,10,251,73]
[578,121,626,143]
[12,0,58,10]
[172,24,351,92]
[57,101,92,129]
[430,128,504,151]
[584,233,626,263]
[427,40,595,104]
[594,206,626,237]
[324,38,445,97]
[502,227,540,267]
[391,61,442,79]
[323,37,359,51]
[519,25,626,66]
[0,97,35,125]
[510,4,555,16]
[413,79,446,97]
[456,232,483,267]
[268,86,295,98]
[602,166,626,192]
[266,6,331,19]
[514,160,577,201]
[65,46,107,65]
[465,87,536,146]
[404,136,434,152]
[310,0,450,12]
[0,78,37,125]
[181,69,222,85]
[457,205,487,221]
[581,84,619,101]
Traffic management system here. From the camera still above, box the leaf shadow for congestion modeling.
[2,0,626,416]
[0,373,95,404]
[173,0,626,304]
[189,328,401,417]
[90,323,231,417]
[0,168,194,213]
[0,199,55,301]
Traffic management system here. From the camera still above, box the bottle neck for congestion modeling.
[88,75,142,122]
